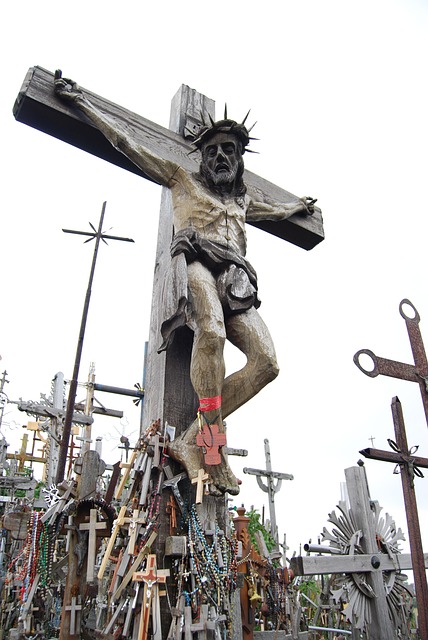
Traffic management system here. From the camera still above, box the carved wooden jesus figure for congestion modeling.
[54,73,317,495]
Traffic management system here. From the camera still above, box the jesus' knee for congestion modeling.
[254,350,279,389]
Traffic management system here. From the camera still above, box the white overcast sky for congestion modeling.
[1,0,428,562]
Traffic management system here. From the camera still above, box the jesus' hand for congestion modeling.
[54,70,84,104]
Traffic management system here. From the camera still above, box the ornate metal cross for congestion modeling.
[354,299,428,427]
[56,201,134,484]
[359,396,428,639]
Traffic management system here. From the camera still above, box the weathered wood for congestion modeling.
[290,551,427,576]
[345,466,393,640]
[97,505,129,580]
[79,508,107,582]
[13,66,324,251]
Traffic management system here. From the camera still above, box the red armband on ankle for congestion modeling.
[198,395,222,412]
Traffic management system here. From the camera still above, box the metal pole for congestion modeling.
[56,202,106,484]
[392,397,428,640]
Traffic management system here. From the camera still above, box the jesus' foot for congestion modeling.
[167,420,240,496]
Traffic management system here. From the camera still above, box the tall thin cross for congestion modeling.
[0,370,9,431]
[56,201,134,484]
[360,396,428,639]
[243,438,293,547]
[354,299,428,428]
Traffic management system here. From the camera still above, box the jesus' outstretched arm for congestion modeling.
[54,71,178,187]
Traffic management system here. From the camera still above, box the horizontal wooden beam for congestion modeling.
[13,66,324,251]
[290,552,427,576]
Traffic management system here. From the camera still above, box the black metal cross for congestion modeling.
[360,396,428,640]
[56,201,134,484]
[354,299,428,428]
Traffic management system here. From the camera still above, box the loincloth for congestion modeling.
[158,228,260,352]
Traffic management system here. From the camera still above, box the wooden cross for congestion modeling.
[196,423,227,466]
[243,438,293,547]
[79,508,107,582]
[7,432,46,471]
[191,468,210,504]
[13,68,324,434]
[14,71,323,637]
[127,508,147,555]
[98,505,131,579]
[65,596,82,636]
[359,396,428,640]
[132,554,170,640]
[290,466,400,639]
[354,298,428,427]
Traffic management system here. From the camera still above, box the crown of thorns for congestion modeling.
[190,105,257,154]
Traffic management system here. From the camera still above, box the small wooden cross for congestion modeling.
[132,554,170,640]
[79,508,107,582]
[127,508,147,555]
[98,505,131,579]
[191,468,210,504]
[195,424,226,466]
[65,596,82,635]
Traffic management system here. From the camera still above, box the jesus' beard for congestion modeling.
[199,157,246,197]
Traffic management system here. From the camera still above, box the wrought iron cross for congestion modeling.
[354,299,428,428]
[359,397,428,639]
[56,202,134,484]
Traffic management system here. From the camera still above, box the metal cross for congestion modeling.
[354,299,428,428]
[56,201,134,484]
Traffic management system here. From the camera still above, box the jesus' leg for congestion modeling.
[222,308,279,419]
[167,261,240,495]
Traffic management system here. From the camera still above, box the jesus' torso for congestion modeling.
[168,167,249,257]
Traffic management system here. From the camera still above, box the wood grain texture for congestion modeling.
[14,66,324,250]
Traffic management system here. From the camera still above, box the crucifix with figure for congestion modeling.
[14,66,324,499]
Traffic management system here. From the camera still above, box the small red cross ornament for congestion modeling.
[196,424,227,465]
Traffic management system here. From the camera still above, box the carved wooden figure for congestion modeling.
[14,68,323,498]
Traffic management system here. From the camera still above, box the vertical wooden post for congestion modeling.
[345,466,394,639]
[141,86,216,638]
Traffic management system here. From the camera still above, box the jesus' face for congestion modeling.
[201,132,242,187]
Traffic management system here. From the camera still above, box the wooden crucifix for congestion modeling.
[360,396,428,640]
[243,438,293,547]
[354,298,428,427]
[14,68,323,637]
[132,554,170,640]
[13,69,324,487]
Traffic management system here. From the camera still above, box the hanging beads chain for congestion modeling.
[186,505,237,610]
